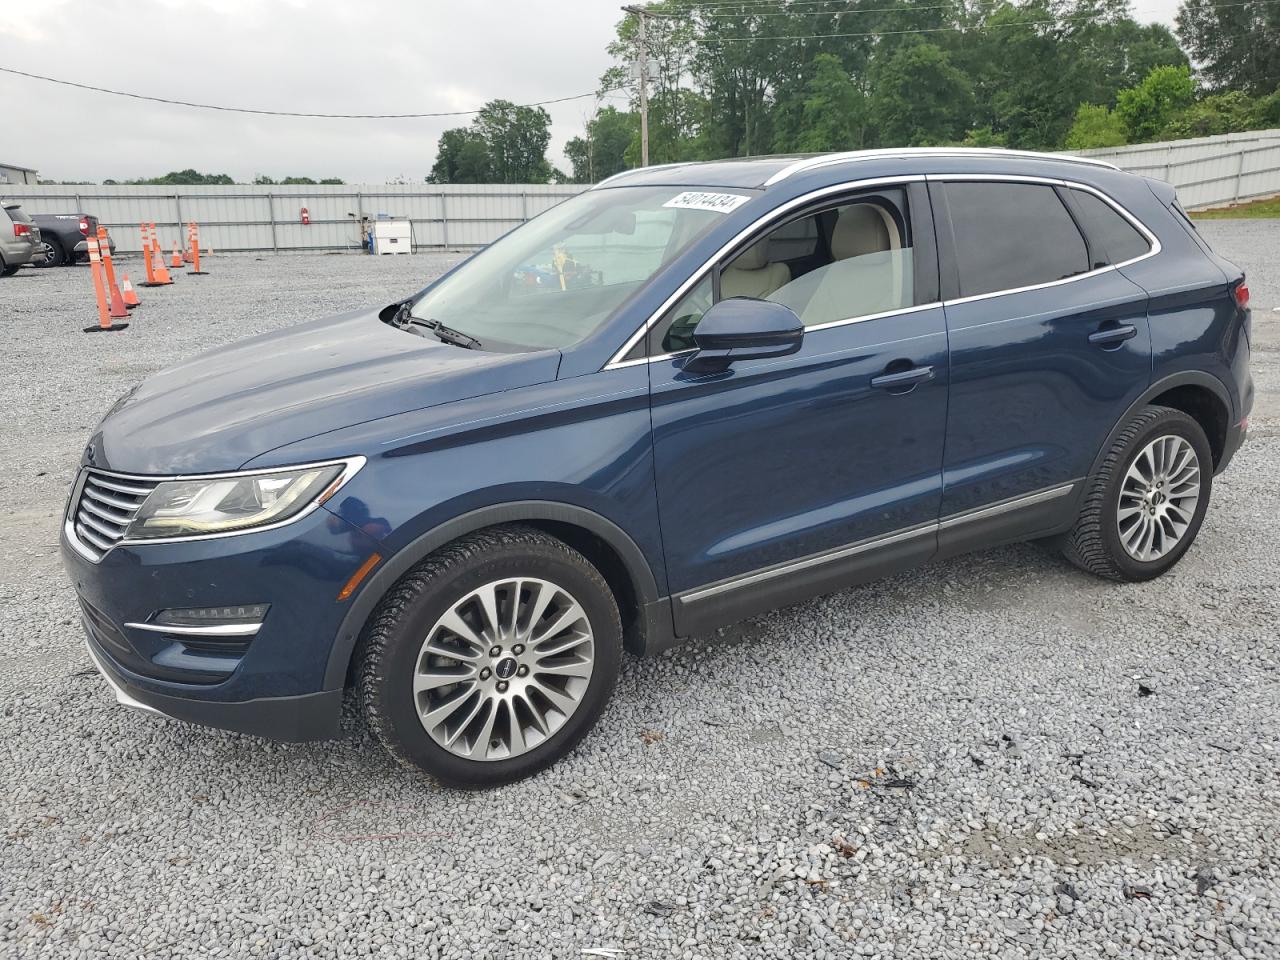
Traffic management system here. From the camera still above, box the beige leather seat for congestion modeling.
[721,238,791,300]
[771,204,909,327]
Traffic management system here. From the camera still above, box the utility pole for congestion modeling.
[622,4,650,167]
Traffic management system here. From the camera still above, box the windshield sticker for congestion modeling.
[663,191,752,214]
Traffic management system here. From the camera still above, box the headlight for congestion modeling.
[129,462,353,539]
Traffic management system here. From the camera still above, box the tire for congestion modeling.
[1,262,17,277]
[1060,405,1213,582]
[358,524,622,787]
[34,238,65,268]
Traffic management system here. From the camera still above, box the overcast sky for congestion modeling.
[2,0,1184,185]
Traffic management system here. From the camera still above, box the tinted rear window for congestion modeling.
[3,205,32,224]
[944,182,1090,298]
[1069,189,1151,265]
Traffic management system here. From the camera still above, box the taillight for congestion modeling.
[1234,282,1250,310]
[12,222,30,238]
[79,219,89,235]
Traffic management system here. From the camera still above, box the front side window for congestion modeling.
[411,186,740,350]
[646,187,917,352]
[944,182,1090,298]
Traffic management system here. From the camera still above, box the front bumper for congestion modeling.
[83,631,343,740]
[62,501,381,741]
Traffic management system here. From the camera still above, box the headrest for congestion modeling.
[732,238,771,271]
[831,204,892,260]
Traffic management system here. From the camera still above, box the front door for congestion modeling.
[645,183,950,635]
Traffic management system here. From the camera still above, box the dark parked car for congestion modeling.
[62,149,1252,786]
[1,202,40,275]
[30,213,110,267]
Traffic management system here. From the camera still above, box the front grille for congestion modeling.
[79,597,135,661]
[72,470,159,560]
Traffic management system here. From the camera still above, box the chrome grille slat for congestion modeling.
[80,498,132,526]
[83,485,149,511]
[85,475,155,496]
[72,469,160,561]
[75,522,115,552]
[79,511,126,540]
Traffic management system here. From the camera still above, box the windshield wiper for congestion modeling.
[392,302,482,350]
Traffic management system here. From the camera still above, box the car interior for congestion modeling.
[659,190,916,353]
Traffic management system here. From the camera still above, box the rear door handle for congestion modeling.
[1088,323,1138,347]
[871,365,935,391]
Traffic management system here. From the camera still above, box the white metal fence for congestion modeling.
[1077,129,1280,209]
[7,131,1279,256]
[0,183,585,254]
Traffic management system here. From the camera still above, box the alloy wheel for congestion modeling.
[413,578,595,761]
[1117,434,1201,562]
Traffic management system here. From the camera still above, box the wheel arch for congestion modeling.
[1086,371,1232,487]
[324,501,668,689]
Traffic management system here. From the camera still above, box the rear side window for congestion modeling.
[1068,189,1151,265]
[944,182,1090,298]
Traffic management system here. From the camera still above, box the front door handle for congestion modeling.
[1088,323,1138,347]
[871,364,935,392]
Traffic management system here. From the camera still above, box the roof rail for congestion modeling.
[594,161,698,188]
[763,148,1118,186]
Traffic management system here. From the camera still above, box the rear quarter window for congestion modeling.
[1067,189,1152,265]
[943,182,1090,298]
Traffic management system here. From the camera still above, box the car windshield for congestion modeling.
[410,186,749,350]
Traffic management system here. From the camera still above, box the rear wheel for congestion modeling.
[1060,406,1212,582]
[358,524,622,787]
[35,239,65,268]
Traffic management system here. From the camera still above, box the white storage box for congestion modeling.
[372,219,413,255]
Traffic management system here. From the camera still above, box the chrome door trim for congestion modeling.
[674,481,1080,606]
[677,521,937,606]
[936,481,1078,531]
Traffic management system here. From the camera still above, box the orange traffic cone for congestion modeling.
[84,235,128,333]
[121,274,141,308]
[98,228,129,320]
[149,224,173,285]
[188,223,209,275]
[170,242,183,269]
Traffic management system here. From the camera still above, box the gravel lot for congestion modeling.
[2,226,1278,960]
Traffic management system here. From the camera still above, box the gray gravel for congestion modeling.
[2,236,1278,959]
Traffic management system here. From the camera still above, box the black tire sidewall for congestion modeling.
[1098,409,1213,581]
[37,240,65,267]
[370,541,621,787]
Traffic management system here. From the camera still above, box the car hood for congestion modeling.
[86,308,562,474]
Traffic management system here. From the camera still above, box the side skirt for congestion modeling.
[666,481,1080,642]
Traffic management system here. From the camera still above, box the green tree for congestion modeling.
[1177,0,1280,96]
[1065,103,1128,148]
[789,53,867,152]
[869,40,973,146]
[138,169,234,185]
[427,127,491,183]
[1116,65,1195,141]
[1162,90,1257,138]
[474,100,553,183]
[565,107,638,183]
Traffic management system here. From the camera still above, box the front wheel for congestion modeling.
[358,525,622,787]
[1060,405,1212,582]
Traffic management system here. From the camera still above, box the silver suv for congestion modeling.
[1,202,41,276]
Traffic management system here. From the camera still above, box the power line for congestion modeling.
[0,65,617,119]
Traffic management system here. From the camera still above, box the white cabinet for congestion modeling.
[372,220,413,255]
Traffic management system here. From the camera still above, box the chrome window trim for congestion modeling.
[602,171,1159,370]
[675,481,1079,605]
[603,174,927,369]
[63,455,366,562]
[762,148,1118,186]
[930,174,1160,307]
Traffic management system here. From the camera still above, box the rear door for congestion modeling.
[931,176,1154,553]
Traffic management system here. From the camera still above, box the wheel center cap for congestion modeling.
[494,656,518,680]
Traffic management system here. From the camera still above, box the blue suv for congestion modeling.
[62,149,1253,785]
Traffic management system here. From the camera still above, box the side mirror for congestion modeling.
[686,297,804,372]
